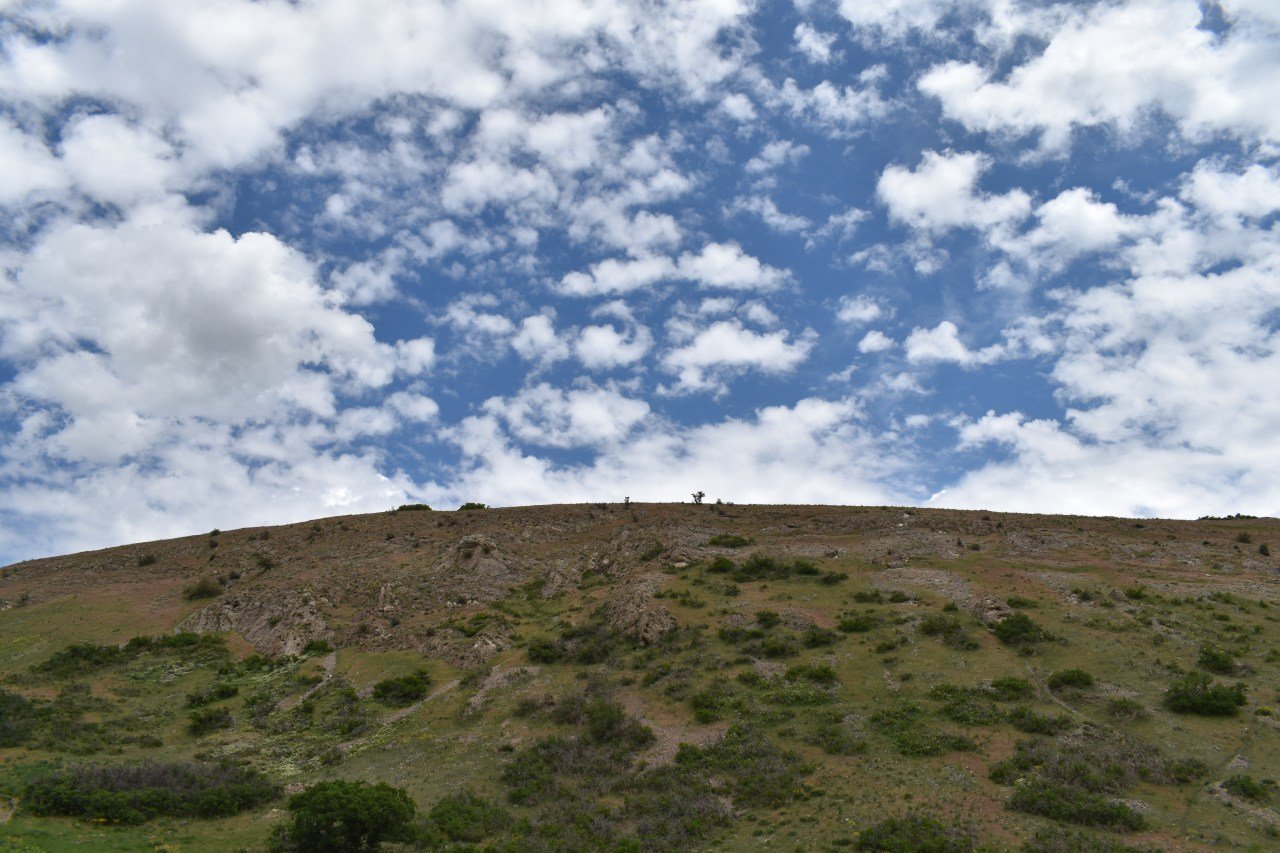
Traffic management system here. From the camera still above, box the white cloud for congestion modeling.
[559,255,676,296]
[919,0,1280,150]
[483,382,651,447]
[878,149,1031,234]
[731,196,811,233]
[904,321,1006,367]
[836,295,885,325]
[857,330,895,353]
[661,320,816,392]
[575,323,653,369]
[745,139,810,173]
[676,242,791,291]
[512,314,571,365]
[432,396,907,508]
[794,23,837,63]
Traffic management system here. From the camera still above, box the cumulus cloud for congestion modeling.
[661,320,817,393]
[918,0,1280,150]
[482,383,650,447]
[878,149,1031,235]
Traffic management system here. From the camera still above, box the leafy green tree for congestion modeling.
[277,780,415,852]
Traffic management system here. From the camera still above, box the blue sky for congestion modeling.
[1,0,1279,562]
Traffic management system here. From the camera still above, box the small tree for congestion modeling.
[692,490,705,505]
[277,780,416,852]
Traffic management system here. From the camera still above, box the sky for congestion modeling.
[1,0,1279,563]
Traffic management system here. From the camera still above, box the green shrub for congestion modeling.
[185,683,239,708]
[755,610,781,628]
[1022,825,1143,852]
[0,688,36,746]
[793,559,822,576]
[1104,698,1147,721]
[1007,779,1145,830]
[421,791,510,843]
[938,695,1003,727]
[806,720,866,756]
[1197,645,1235,674]
[707,556,736,573]
[919,614,979,650]
[1005,596,1039,609]
[689,683,745,723]
[853,590,884,604]
[857,814,975,851]
[136,553,157,567]
[395,503,432,511]
[458,502,487,511]
[992,613,1049,648]
[372,670,431,707]
[987,677,1034,701]
[188,706,233,736]
[888,591,911,603]
[302,639,334,655]
[1007,706,1072,735]
[838,612,881,633]
[786,663,838,685]
[820,571,849,585]
[673,725,807,808]
[802,626,841,648]
[1047,669,1095,690]
[24,762,277,824]
[182,575,224,600]
[706,533,752,548]
[1222,774,1268,801]
[277,780,415,852]
[1162,673,1246,715]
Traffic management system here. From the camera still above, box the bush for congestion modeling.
[458,502,487,511]
[0,688,36,746]
[1047,669,1095,690]
[371,670,432,707]
[1008,706,1072,735]
[938,695,1003,727]
[277,780,415,852]
[421,791,510,843]
[395,503,432,511]
[1007,779,1146,831]
[706,533,752,548]
[182,575,224,600]
[185,683,239,708]
[24,761,277,824]
[303,639,334,655]
[1103,697,1147,721]
[1197,645,1235,674]
[136,553,157,567]
[802,627,841,648]
[1162,673,1246,715]
[987,677,1034,701]
[820,571,849,585]
[786,663,838,685]
[806,720,866,756]
[1222,774,1268,801]
[857,814,975,851]
[853,590,883,604]
[188,707,233,736]
[755,610,781,628]
[919,614,979,650]
[992,613,1049,648]
[1022,825,1143,852]
[839,612,881,633]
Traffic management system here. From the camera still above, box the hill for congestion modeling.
[1,503,1278,850]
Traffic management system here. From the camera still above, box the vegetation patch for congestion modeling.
[1162,673,1246,715]
[24,761,277,824]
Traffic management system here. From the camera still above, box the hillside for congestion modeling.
[1,503,1279,850]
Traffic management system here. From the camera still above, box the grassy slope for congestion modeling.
[1,504,1279,850]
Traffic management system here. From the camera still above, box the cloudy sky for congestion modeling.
[1,0,1278,562]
